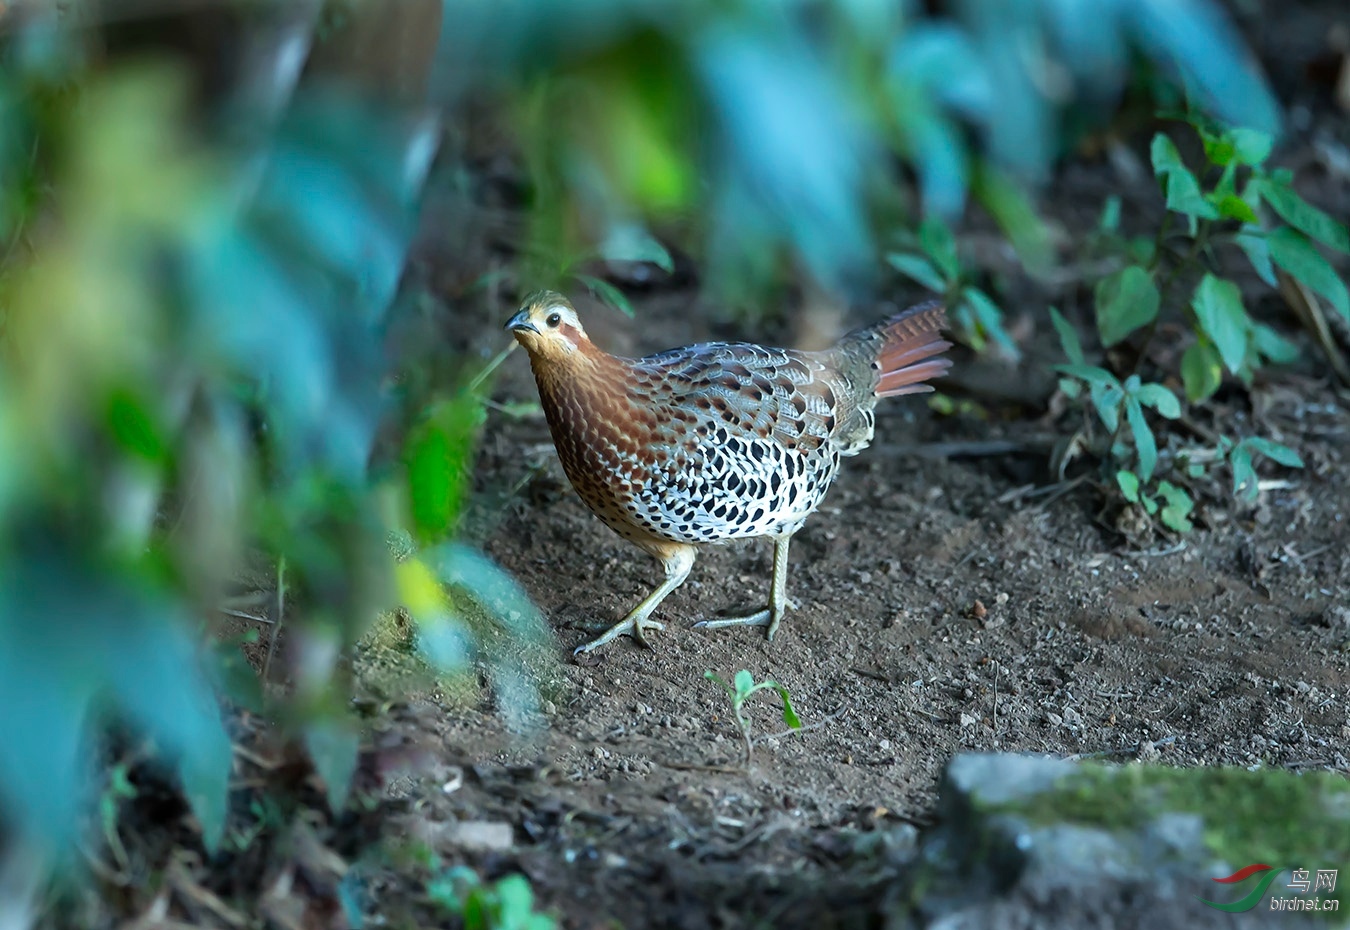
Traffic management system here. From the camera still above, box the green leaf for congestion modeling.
[1230,445,1258,501]
[1115,469,1141,503]
[1258,178,1350,253]
[1234,226,1276,287]
[1229,128,1274,166]
[1094,265,1160,346]
[1181,341,1223,402]
[425,543,555,729]
[1209,193,1258,224]
[733,669,755,698]
[1156,482,1194,533]
[918,217,959,281]
[1135,383,1181,419]
[1190,274,1249,373]
[597,224,674,272]
[773,684,802,729]
[494,875,537,926]
[1251,323,1299,365]
[1055,364,1121,389]
[1098,195,1121,233]
[304,720,360,812]
[1090,382,1123,433]
[704,670,732,693]
[1048,307,1083,365]
[1243,437,1304,468]
[1125,396,1157,481]
[573,273,634,317]
[1150,134,1219,219]
[1267,227,1350,320]
[886,252,946,292]
[407,394,487,544]
[961,287,1019,358]
[970,162,1055,274]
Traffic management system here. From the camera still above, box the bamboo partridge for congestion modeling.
[507,292,951,654]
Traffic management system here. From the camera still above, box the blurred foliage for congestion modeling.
[0,1,551,884]
[427,865,557,930]
[1052,114,1340,536]
[436,0,1280,314]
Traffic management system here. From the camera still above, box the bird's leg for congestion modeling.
[695,533,795,641]
[573,545,696,655]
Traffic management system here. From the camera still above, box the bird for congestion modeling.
[506,291,952,654]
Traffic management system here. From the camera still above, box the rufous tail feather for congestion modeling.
[871,301,952,398]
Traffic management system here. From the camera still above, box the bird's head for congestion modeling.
[505,291,589,361]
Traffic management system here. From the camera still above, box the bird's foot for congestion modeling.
[694,602,792,641]
[573,615,666,655]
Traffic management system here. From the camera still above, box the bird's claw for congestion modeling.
[572,616,666,655]
[694,604,789,641]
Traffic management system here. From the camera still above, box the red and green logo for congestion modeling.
[1198,864,1285,912]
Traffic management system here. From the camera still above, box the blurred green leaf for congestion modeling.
[1135,383,1180,418]
[1229,128,1274,166]
[304,719,360,812]
[574,273,634,317]
[1190,274,1248,373]
[407,394,488,543]
[1257,178,1350,254]
[1098,195,1122,233]
[1092,382,1124,433]
[1234,226,1276,287]
[0,558,231,853]
[1181,340,1223,402]
[773,683,802,729]
[1150,134,1218,220]
[1243,436,1304,468]
[1209,192,1257,224]
[1094,264,1160,346]
[1251,323,1299,365]
[1125,395,1157,481]
[918,217,959,281]
[961,287,1019,358]
[1124,1,1280,135]
[1116,469,1141,503]
[1230,444,1257,501]
[970,163,1055,274]
[733,669,754,697]
[1156,481,1194,532]
[1056,364,1121,388]
[886,252,946,292]
[598,224,674,273]
[1049,307,1084,365]
[697,27,869,291]
[1267,227,1350,320]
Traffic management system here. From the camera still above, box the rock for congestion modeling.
[886,752,1350,929]
[446,820,514,852]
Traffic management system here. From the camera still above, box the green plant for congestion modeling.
[1052,114,1331,533]
[427,867,555,930]
[1089,119,1338,402]
[887,216,1019,357]
[705,669,802,768]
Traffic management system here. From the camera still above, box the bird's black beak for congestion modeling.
[505,309,538,335]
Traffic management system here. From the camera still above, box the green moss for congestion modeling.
[993,763,1350,909]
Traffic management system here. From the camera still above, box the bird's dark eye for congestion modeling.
[546,312,562,328]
